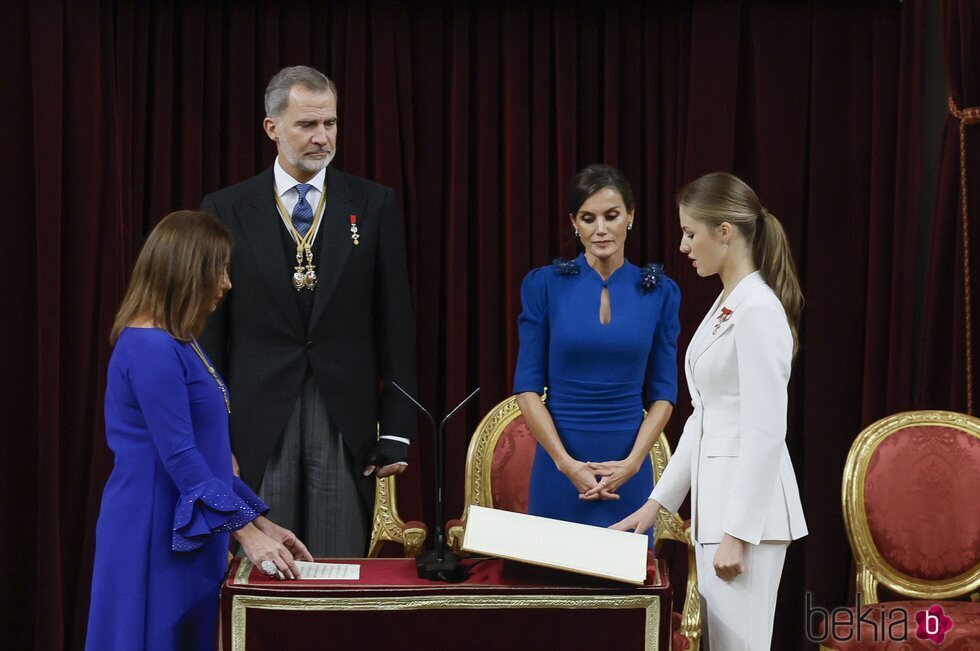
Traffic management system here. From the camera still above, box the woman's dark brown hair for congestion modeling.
[110,210,232,344]
[566,164,636,215]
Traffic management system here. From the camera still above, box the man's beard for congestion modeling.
[280,137,335,174]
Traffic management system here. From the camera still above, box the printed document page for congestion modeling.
[294,561,361,580]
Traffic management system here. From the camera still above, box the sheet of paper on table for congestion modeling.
[460,505,648,585]
[294,561,361,580]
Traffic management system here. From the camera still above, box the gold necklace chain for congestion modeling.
[189,338,231,414]
[274,187,327,291]
[274,187,326,247]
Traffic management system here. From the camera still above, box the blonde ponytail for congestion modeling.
[677,172,804,356]
[754,209,803,355]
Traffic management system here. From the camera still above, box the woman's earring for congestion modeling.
[574,228,580,237]
[627,222,633,231]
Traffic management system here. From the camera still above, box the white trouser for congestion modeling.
[695,540,789,651]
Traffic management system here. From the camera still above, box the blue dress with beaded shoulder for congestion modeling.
[86,328,268,650]
[513,253,680,542]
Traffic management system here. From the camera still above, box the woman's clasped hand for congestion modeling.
[575,458,643,500]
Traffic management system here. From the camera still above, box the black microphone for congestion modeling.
[390,382,479,583]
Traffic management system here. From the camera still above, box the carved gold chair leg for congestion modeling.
[679,541,702,651]
[367,474,428,558]
[652,501,702,650]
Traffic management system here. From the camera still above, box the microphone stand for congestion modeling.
[391,382,479,583]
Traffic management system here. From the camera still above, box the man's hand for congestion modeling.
[363,438,409,478]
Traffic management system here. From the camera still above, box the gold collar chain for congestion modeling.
[274,188,327,291]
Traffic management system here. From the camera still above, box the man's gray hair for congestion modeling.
[264,66,338,118]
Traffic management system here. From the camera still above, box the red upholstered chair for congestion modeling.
[818,411,980,650]
[446,395,702,650]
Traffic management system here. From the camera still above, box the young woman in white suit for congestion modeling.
[612,172,808,650]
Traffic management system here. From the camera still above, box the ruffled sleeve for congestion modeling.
[233,475,269,514]
[123,331,266,552]
[513,268,549,395]
[644,276,680,405]
[172,478,269,552]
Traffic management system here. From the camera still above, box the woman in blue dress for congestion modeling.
[86,211,313,650]
[514,164,680,541]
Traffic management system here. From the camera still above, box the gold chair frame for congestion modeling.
[366,473,428,558]
[841,410,980,603]
[366,425,428,558]
[447,395,702,650]
[651,427,702,651]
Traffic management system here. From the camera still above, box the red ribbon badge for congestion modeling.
[713,307,734,334]
[349,214,360,246]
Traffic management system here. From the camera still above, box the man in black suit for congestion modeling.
[200,66,416,557]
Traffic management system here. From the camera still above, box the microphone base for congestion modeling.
[416,550,470,583]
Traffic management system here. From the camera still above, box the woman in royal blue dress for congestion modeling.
[86,211,313,650]
[513,164,680,541]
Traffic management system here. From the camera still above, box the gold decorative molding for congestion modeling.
[842,410,980,602]
[234,558,254,585]
[230,592,661,651]
[446,524,466,550]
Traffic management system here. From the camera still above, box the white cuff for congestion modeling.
[380,435,411,445]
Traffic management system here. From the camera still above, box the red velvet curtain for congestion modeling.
[919,1,980,414]
[0,1,944,648]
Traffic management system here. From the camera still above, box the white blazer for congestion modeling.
[651,272,807,545]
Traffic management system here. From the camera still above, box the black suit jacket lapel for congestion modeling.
[309,166,357,333]
[239,168,305,334]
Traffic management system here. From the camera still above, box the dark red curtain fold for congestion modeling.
[920,0,980,414]
[0,2,948,648]
[1,2,40,648]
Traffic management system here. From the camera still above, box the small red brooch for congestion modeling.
[712,307,733,335]
[349,214,360,246]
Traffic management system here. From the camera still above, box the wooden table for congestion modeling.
[219,556,674,650]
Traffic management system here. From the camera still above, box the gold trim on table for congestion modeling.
[229,592,661,651]
[234,558,253,585]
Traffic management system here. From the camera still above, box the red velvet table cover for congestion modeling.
[219,556,673,650]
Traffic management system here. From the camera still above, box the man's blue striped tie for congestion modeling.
[292,183,314,237]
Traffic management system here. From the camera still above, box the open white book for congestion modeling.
[460,505,648,585]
